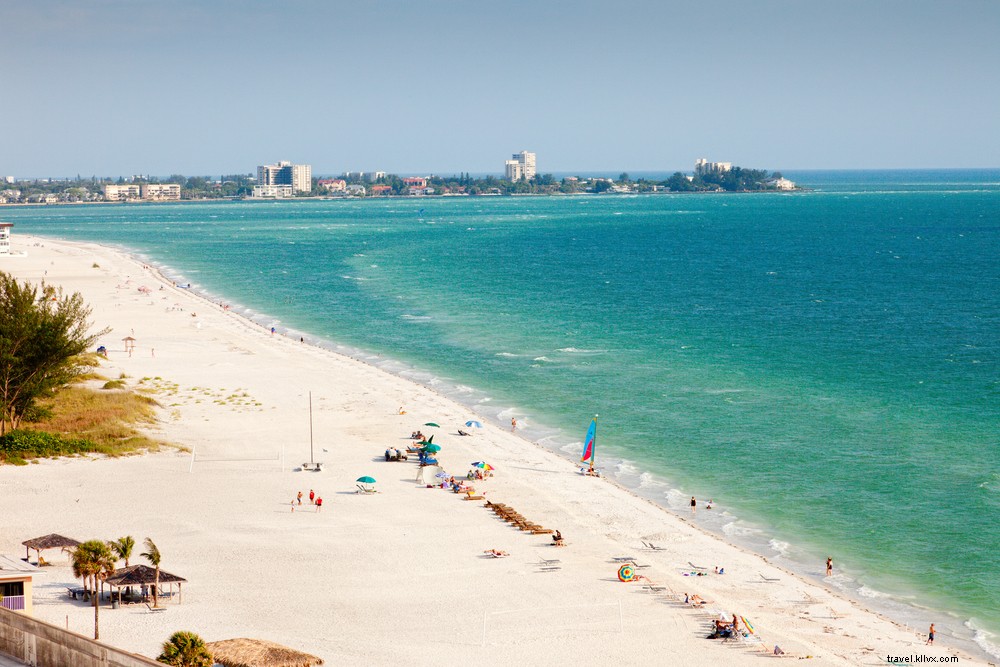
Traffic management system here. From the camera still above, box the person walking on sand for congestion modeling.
[316,497,323,512]
[927,623,935,645]
[309,489,315,504]
[826,557,833,576]
[297,491,303,505]
[690,496,697,513]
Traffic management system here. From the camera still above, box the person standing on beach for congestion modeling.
[316,497,323,512]
[927,623,935,645]
[309,489,315,504]
[511,417,517,431]
[297,491,303,505]
[690,496,697,513]
[826,557,833,576]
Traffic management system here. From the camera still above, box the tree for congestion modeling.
[109,535,135,567]
[157,631,213,667]
[110,535,135,596]
[0,273,109,435]
[142,537,162,607]
[71,540,116,639]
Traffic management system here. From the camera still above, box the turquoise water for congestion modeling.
[4,170,998,655]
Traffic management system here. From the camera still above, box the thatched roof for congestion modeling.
[21,534,80,551]
[205,638,324,667]
[104,564,186,587]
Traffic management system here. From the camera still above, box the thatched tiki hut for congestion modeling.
[21,533,80,565]
[103,564,186,605]
[205,638,324,667]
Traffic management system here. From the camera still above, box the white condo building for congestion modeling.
[257,161,312,193]
[694,158,732,176]
[103,184,141,201]
[505,151,537,181]
[0,222,12,256]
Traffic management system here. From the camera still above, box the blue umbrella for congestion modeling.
[465,420,483,428]
[356,476,376,484]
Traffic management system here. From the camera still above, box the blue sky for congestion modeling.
[3,0,998,176]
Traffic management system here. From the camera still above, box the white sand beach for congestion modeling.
[0,235,983,666]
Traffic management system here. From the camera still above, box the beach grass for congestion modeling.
[0,382,174,464]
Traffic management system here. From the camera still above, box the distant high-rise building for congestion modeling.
[694,158,732,176]
[505,151,536,181]
[257,161,312,193]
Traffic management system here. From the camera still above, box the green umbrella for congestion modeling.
[422,444,442,454]
[356,476,376,484]
[424,422,440,427]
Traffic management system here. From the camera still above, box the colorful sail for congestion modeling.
[580,417,597,465]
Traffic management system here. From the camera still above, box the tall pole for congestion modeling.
[309,391,314,465]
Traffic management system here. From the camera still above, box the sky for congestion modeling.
[2,0,999,177]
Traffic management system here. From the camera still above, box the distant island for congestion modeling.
[0,163,796,204]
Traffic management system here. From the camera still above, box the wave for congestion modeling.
[556,347,608,354]
[965,619,1000,659]
[400,314,432,321]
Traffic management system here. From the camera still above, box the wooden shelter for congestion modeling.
[205,638,324,667]
[21,534,80,565]
[103,564,186,605]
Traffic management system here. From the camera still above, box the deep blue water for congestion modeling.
[3,169,998,655]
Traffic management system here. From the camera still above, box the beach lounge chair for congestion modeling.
[759,572,780,583]
[688,561,708,571]
[612,556,638,563]
[356,484,377,494]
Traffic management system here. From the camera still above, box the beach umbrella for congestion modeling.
[465,420,483,428]
[424,422,440,428]
[422,444,442,454]
[356,476,376,484]
[471,461,494,471]
[618,564,636,582]
[434,472,451,479]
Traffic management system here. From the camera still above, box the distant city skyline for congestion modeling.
[2,0,999,177]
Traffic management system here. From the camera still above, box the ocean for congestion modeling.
[3,169,998,657]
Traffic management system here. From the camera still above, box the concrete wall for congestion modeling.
[0,607,160,667]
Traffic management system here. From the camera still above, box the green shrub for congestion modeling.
[0,429,99,461]
[103,380,126,390]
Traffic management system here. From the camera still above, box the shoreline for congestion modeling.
[0,235,992,665]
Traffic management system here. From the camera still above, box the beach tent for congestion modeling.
[205,638,324,667]
[104,563,187,605]
[21,533,80,564]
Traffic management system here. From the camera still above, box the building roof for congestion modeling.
[104,564,186,587]
[205,638,324,667]
[0,555,39,576]
[21,534,80,551]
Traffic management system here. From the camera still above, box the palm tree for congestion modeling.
[109,535,135,597]
[141,537,162,608]
[157,630,213,667]
[70,540,116,639]
[109,535,135,567]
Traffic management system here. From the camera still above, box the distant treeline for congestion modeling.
[2,166,789,202]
